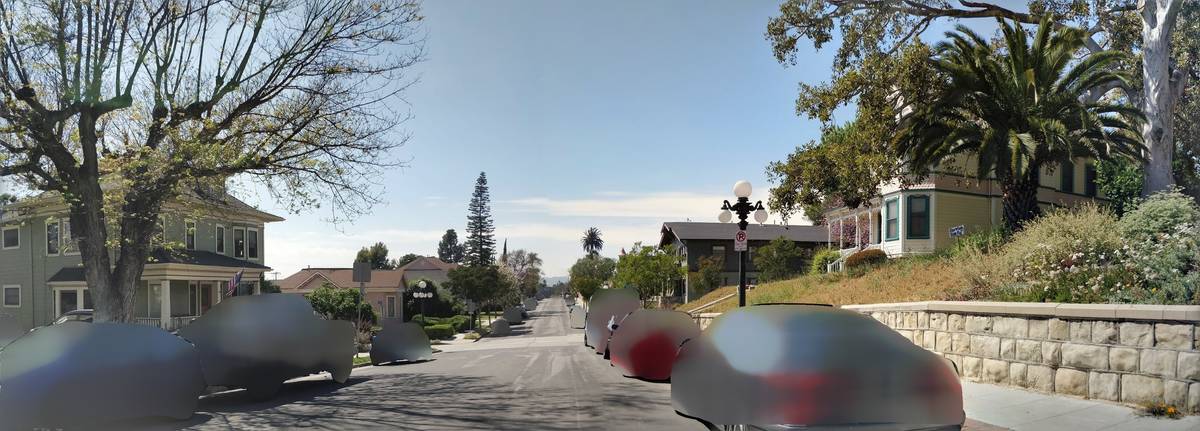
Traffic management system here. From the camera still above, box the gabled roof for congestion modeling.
[659,222,829,247]
[398,256,458,272]
[278,268,407,291]
[0,187,283,223]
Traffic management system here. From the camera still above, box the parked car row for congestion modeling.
[0,294,360,429]
[575,290,966,430]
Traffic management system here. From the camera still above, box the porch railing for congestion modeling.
[131,315,199,331]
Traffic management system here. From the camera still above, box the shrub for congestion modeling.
[994,204,1132,303]
[1118,189,1200,242]
[945,226,1008,257]
[423,324,455,340]
[844,249,887,269]
[445,315,471,332]
[1111,190,1200,305]
[809,248,841,274]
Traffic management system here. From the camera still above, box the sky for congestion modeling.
[247,1,1006,279]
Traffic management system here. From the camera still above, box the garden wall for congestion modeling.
[842,301,1200,412]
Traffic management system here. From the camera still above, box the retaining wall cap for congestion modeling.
[840,301,1200,322]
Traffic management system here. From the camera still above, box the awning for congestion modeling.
[47,249,270,283]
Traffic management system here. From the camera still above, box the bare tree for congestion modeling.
[0,0,425,322]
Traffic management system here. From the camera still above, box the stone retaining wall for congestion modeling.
[842,301,1200,412]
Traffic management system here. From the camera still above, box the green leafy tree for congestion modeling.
[438,229,465,263]
[581,227,604,257]
[259,280,281,294]
[464,173,496,267]
[754,237,807,282]
[612,244,685,304]
[1097,159,1145,216]
[356,242,395,270]
[305,283,377,330]
[568,256,616,301]
[690,255,725,297]
[767,0,1194,197]
[504,249,544,298]
[897,17,1144,230]
[394,253,423,268]
[0,0,424,322]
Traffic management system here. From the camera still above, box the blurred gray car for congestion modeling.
[177,294,356,399]
[672,304,964,430]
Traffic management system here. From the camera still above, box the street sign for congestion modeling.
[465,300,477,313]
[352,261,372,283]
[734,229,748,252]
[949,225,966,238]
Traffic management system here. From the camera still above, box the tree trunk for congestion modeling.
[1140,0,1184,195]
[1001,179,1040,232]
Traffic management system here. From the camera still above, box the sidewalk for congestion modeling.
[963,381,1200,430]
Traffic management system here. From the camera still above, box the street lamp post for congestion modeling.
[718,180,768,307]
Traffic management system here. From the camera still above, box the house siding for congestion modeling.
[932,192,995,249]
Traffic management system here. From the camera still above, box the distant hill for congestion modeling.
[543,276,569,285]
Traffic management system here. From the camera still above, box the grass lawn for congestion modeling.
[352,356,372,367]
[679,255,970,314]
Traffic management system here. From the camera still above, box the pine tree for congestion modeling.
[438,229,464,263]
[464,172,496,267]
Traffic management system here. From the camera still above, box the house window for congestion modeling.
[907,195,930,239]
[185,221,196,250]
[46,219,60,255]
[216,225,226,254]
[885,198,899,241]
[248,228,259,259]
[2,285,19,307]
[61,219,76,255]
[386,295,397,318]
[1060,161,1075,193]
[711,245,725,258]
[1084,164,1098,197]
[234,228,246,258]
[2,226,18,250]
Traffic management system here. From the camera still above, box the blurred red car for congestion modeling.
[607,309,699,382]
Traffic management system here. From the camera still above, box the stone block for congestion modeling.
[1055,368,1088,397]
[1110,347,1139,372]
[1062,343,1109,370]
[963,356,982,380]
[1042,341,1062,366]
[897,330,914,343]
[970,335,1001,358]
[1091,321,1119,345]
[1069,321,1092,343]
[993,317,1029,338]
[1156,324,1194,350]
[918,312,928,328]
[982,359,1009,384]
[949,314,965,332]
[1027,365,1055,392]
[1179,352,1200,380]
[929,313,947,330]
[966,316,993,333]
[1119,322,1153,347]
[1010,362,1027,387]
[1121,374,1164,405]
[1189,383,1200,413]
[935,331,952,352]
[1089,372,1120,401]
[952,333,971,354]
[1000,339,1016,360]
[1048,318,1069,341]
[1166,380,1189,408]
[923,330,936,349]
[1016,339,1042,362]
[1028,319,1048,340]
[1141,349,1178,377]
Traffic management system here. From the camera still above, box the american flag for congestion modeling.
[227,269,244,297]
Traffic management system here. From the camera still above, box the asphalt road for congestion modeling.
[136,297,701,431]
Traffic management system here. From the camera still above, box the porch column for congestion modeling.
[837,218,844,249]
[855,212,863,248]
[159,280,171,329]
[869,211,877,244]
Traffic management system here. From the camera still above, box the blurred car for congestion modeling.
[177,294,356,399]
[582,288,641,355]
[0,322,205,428]
[0,314,30,349]
[52,309,94,324]
[672,304,964,430]
[370,321,433,365]
[607,309,700,381]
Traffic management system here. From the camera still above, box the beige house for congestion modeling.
[278,256,457,319]
[824,158,1106,264]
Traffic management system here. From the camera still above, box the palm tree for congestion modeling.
[581,227,604,257]
[896,16,1144,231]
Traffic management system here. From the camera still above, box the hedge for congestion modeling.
[845,249,887,269]
[423,324,455,340]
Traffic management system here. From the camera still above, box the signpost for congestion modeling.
[949,225,966,238]
[465,299,477,331]
[352,261,371,331]
[734,229,748,252]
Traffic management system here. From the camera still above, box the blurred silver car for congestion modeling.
[672,304,964,430]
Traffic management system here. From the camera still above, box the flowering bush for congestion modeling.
[993,204,1133,303]
[1111,190,1200,304]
